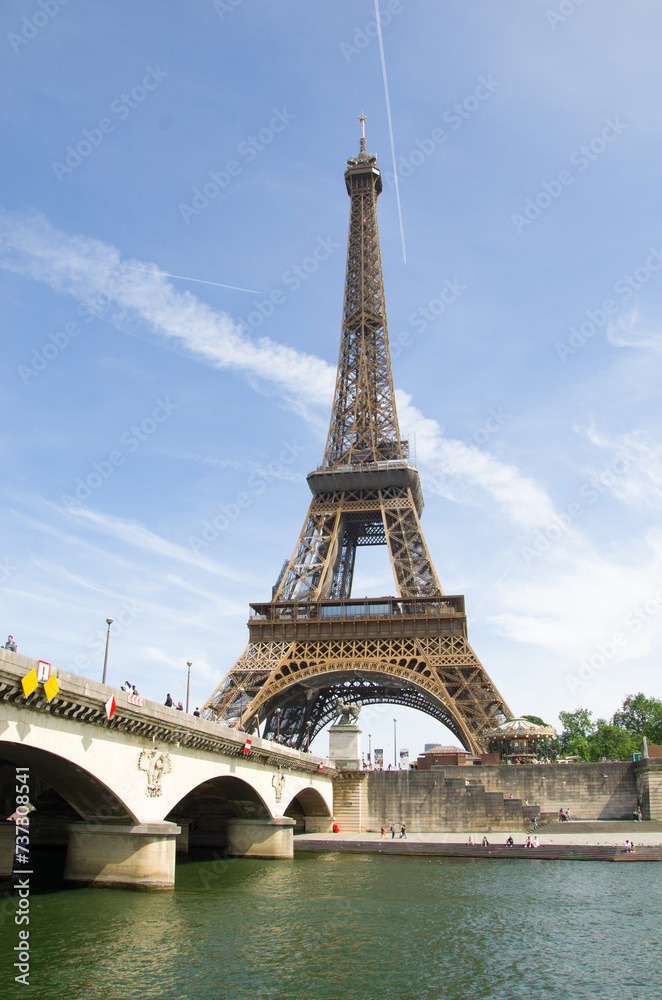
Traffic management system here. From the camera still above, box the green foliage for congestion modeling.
[558,708,594,753]
[612,693,662,744]
[555,695,661,761]
[522,715,547,726]
[564,735,590,761]
[587,722,640,762]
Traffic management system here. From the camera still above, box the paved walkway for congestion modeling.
[294,824,662,861]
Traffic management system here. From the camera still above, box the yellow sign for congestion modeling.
[43,674,59,702]
[21,669,38,698]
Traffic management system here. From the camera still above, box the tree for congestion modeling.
[587,721,640,761]
[564,735,590,761]
[612,693,662,744]
[522,715,547,727]
[558,708,594,753]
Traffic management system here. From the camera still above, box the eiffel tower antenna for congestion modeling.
[202,129,513,751]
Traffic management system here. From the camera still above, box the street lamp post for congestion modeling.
[101,618,113,685]
[238,687,245,729]
[275,707,281,742]
[306,721,312,752]
[393,718,397,770]
[186,661,192,713]
[368,733,372,766]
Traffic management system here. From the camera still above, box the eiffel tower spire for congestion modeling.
[323,115,402,468]
[202,125,513,752]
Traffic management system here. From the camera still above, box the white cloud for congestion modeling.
[1,208,561,530]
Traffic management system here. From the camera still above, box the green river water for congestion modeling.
[1,850,660,1000]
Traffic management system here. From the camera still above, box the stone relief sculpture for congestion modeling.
[272,772,286,803]
[334,698,361,725]
[138,749,173,797]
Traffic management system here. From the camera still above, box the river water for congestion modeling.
[1,851,660,999]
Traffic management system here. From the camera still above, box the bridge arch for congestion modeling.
[168,774,273,849]
[249,661,486,754]
[0,741,136,824]
[283,786,333,834]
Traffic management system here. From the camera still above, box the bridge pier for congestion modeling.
[226,816,295,859]
[64,822,180,889]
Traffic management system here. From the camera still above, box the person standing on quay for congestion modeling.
[390,824,395,839]
[380,825,385,839]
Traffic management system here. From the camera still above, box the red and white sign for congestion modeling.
[243,738,252,754]
[105,695,116,720]
[37,660,52,682]
[127,693,143,707]
[318,761,324,771]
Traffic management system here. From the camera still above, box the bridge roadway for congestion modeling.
[0,649,335,888]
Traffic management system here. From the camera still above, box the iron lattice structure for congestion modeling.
[203,124,512,753]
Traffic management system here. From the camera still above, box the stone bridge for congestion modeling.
[0,649,334,887]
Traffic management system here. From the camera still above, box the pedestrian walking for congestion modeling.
[399,822,407,839]
[380,825,385,839]
[390,824,395,839]
[4,635,17,651]
[165,693,173,707]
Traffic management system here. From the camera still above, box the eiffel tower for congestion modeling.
[203,118,512,752]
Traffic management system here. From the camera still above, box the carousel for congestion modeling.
[485,717,557,762]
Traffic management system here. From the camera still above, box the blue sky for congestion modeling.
[2,0,662,759]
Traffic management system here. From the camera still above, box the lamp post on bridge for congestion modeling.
[306,721,312,752]
[368,732,372,767]
[186,661,192,714]
[275,707,281,743]
[101,618,113,686]
[393,718,397,770]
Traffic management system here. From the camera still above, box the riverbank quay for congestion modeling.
[293,824,662,862]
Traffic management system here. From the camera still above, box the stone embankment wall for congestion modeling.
[364,771,537,833]
[436,762,638,821]
[355,762,639,833]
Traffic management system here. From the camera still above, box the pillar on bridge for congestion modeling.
[0,821,15,879]
[226,816,296,859]
[64,822,181,889]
